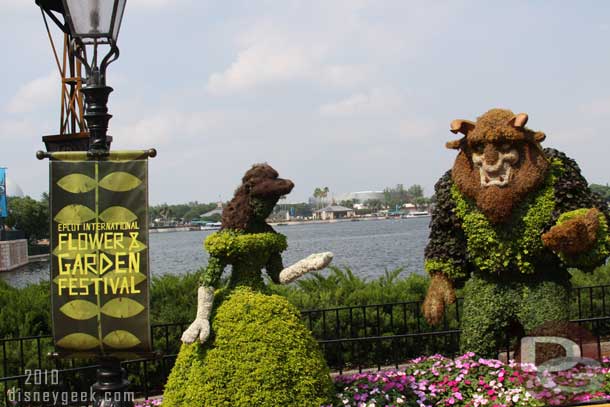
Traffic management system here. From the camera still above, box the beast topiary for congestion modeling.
[163,163,334,407]
[422,109,610,357]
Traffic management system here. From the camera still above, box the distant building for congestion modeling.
[403,203,416,211]
[6,177,24,198]
[335,191,384,203]
[313,205,355,220]
[201,202,223,218]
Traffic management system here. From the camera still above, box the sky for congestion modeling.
[1,0,609,204]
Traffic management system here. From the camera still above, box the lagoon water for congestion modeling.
[2,217,430,288]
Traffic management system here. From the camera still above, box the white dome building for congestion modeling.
[5,176,24,198]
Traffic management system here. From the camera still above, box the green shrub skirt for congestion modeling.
[163,286,333,407]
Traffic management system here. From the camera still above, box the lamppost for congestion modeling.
[60,2,131,406]
[62,0,126,157]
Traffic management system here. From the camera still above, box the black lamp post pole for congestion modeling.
[80,72,132,407]
[91,358,133,407]
[82,66,113,156]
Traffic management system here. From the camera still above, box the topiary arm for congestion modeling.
[543,149,610,270]
[265,252,284,284]
[543,208,609,271]
[200,255,227,287]
[279,252,334,284]
[182,256,227,344]
[422,172,467,326]
[181,286,214,344]
[424,171,468,282]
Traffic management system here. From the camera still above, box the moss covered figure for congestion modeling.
[163,164,334,407]
[423,109,610,357]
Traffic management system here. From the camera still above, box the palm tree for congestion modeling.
[313,187,329,209]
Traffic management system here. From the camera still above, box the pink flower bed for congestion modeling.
[137,353,610,407]
[330,353,610,407]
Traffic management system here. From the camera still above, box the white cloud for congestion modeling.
[204,1,455,95]
[112,110,228,149]
[320,88,404,117]
[207,40,317,94]
[6,71,58,114]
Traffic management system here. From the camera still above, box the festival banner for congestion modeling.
[0,168,7,218]
[49,151,151,357]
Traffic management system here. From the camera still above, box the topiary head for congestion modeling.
[447,108,550,223]
[221,163,294,231]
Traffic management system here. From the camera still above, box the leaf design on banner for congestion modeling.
[102,270,147,286]
[99,206,138,223]
[54,205,96,224]
[56,333,100,350]
[99,172,142,192]
[57,173,97,193]
[103,237,147,255]
[103,330,141,349]
[101,297,145,318]
[52,237,96,259]
[60,300,99,320]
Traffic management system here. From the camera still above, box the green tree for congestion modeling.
[590,183,610,202]
[365,199,384,212]
[407,184,424,199]
[313,187,329,209]
[383,184,409,209]
[339,200,355,208]
[5,195,49,243]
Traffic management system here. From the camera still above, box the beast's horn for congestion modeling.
[508,113,529,128]
[445,139,463,150]
[450,119,475,135]
[534,132,546,143]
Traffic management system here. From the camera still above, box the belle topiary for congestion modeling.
[163,163,334,407]
[422,109,610,356]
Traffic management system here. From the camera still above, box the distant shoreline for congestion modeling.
[149,215,419,233]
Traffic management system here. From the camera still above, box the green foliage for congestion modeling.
[451,160,559,275]
[554,208,610,269]
[424,259,467,280]
[590,183,610,202]
[570,263,610,287]
[460,273,570,357]
[5,195,50,243]
[383,184,409,209]
[270,266,429,310]
[407,184,424,199]
[365,199,383,211]
[150,270,204,325]
[204,230,287,262]
[163,287,333,407]
[0,279,50,337]
[338,200,355,208]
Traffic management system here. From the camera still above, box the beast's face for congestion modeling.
[448,109,548,224]
[469,140,520,188]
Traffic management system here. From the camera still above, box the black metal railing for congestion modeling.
[1,284,610,406]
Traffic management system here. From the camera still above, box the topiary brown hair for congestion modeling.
[221,163,294,231]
